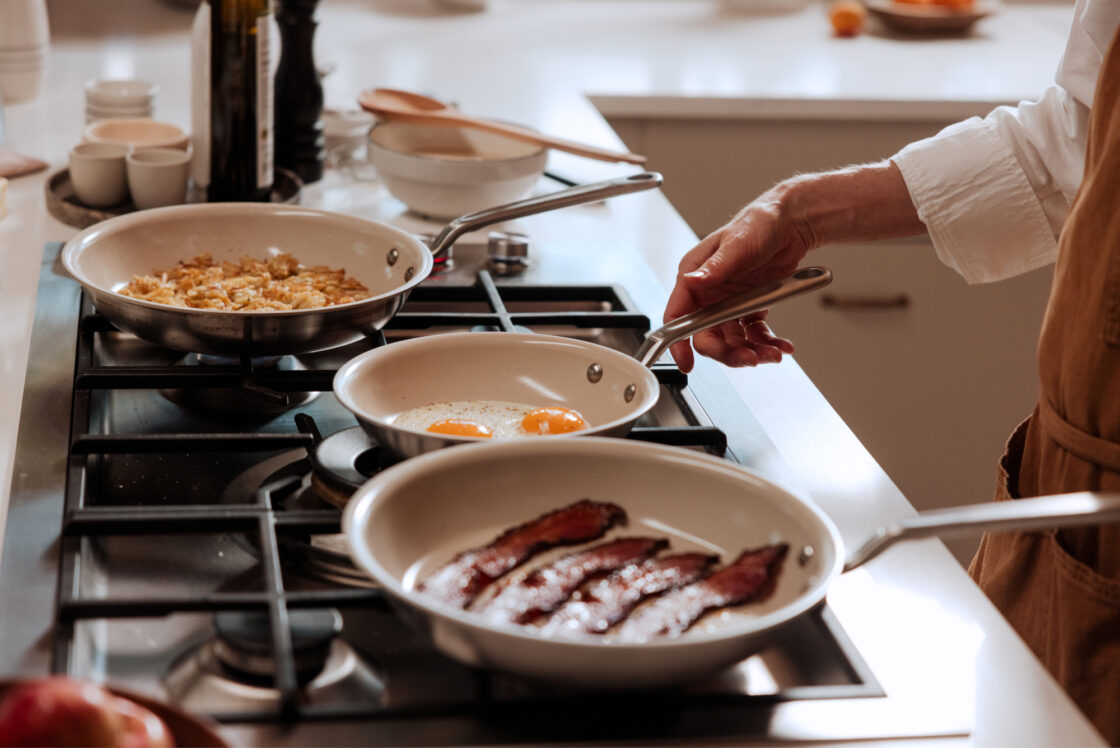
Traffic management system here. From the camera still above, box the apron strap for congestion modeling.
[1038,397,1120,473]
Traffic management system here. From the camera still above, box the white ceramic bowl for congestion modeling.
[84,117,189,151]
[0,66,44,103]
[0,58,45,72]
[0,43,47,54]
[84,78,159,106]
[0,0,49,50]
[87,102,152,113]
[86,106,155,125]
[367,120,548,220]
[323,108,375,151]
[0,47,47,64]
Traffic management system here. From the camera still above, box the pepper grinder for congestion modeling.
[274,0,325,184]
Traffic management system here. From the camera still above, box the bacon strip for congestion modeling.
[615,543,789,641]
[540,552,719,635]
[417,499,626,608]
[475,537,669,625]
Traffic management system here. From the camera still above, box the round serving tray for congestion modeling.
[864,0,995,33]
[45,166,303,229]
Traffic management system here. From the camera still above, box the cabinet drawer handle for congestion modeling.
[820,293,910,310]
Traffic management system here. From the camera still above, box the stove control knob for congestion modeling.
[487,231,530,276]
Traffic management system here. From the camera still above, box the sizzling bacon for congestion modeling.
[475,537,669,625]
[540,552,719,635]
[417,499,627,609]
[615,543,789,641]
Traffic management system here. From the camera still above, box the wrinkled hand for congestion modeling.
[665,188,814,373]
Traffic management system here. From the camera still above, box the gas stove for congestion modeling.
[0,239,968,745]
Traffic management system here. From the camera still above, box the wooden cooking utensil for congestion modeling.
[0,148,47,178]
[358,88,647,165]
[0,102,47,178]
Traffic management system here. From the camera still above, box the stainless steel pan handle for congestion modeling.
[634,266,833,367]
[427,172,664,258]
[844,491,1120,572]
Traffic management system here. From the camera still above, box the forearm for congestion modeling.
[665,161,926,371]
[774,160,927,250]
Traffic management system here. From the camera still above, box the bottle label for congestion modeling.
[257,11,273,191]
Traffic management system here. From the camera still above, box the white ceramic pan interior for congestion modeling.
[333,332,661,456]
[343,437,844,689]
[63,202,431,308]
[59,174,665,357]
[333,268,836,457]
[59,202,433,356]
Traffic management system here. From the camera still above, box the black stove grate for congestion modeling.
[50,270,792,726]
[0,242,952,744]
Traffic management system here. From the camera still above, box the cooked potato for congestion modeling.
[118,253,370,311]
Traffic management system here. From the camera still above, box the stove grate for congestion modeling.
[48,268,753,725]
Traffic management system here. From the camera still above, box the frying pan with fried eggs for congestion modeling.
[332,267,832,458]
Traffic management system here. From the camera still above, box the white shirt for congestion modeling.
[891,0,1120,284]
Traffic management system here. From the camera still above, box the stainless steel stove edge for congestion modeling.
[1,243,79,674]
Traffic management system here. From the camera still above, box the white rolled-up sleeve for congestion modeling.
[891,0,1119,284]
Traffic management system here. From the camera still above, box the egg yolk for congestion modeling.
[521,406,588,435]
[426,419,494,438]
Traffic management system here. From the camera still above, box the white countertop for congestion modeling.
[0,0,1103,744]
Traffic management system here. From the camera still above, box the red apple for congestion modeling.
[0,678,174,748]
[106,692,174,748]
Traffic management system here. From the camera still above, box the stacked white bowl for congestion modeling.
[85,79,158,123]
[0,0,49,104]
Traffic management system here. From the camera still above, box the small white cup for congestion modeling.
[69,142,129,208]
[126,147,191,210]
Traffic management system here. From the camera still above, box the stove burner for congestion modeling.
[214,608,343,684]
[159,353,320,414]
[309,426,397,507]
[163,608,386,716]
[217,431,397,587]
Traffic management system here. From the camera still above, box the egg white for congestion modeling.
[393,400,538,438]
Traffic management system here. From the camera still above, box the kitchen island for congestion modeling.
[0,0,1104,745]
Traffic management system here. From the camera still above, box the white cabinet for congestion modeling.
[608,114,1052,565]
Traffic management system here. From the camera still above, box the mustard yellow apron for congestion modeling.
[968,24,1120,744]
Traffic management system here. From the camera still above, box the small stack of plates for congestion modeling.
[0,1,49,103]
[85,79,159,123]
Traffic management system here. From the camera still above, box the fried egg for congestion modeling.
[521,405,588,435]
[394,400,589,439]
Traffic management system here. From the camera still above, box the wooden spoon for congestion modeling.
[358,88,647,165]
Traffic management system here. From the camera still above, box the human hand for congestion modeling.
[664,187,812,372]
[663,162,923,372]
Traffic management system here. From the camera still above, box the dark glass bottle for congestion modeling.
[191,0,274,202]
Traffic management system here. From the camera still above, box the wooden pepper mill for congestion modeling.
[274,0,325,184]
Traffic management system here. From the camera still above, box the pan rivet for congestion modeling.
[587,364,603,383]
[405,266,415,281]
[387,249,399,266]
[799,546,815,566]
[624,384,636,403]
